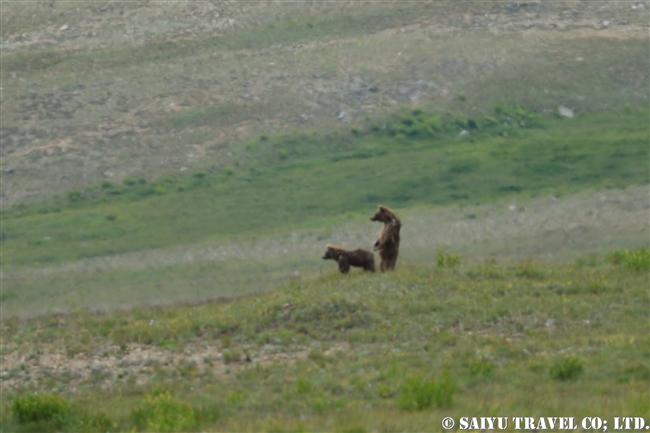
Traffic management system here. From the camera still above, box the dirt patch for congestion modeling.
[0,341,352,392]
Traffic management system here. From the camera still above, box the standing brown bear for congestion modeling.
[322,245,376,273]
[370,205,401,271]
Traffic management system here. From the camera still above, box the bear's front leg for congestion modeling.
[338,257,351,273]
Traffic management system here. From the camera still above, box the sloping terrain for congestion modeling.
[1,1,649,431]
[2,0,648,205]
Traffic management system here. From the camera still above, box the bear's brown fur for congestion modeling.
[370,205,401,271]
[322,245,376,273]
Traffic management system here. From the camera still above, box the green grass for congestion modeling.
[1,257,648,431]
[3,110,648,269]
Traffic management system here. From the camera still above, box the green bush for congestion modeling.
[296,377,312,394]
[12,394,70,424]
[377,383,394,398]
[397,372,456,411]
[77,412,114,432]
[131,391,196,432]
[67,190,82,202]
[123,177,137,186]
[223,349,241,364]
[469,358,494,377]
[483,115,498,127]
[550,356,583,381]
[609,248,650,271]
[436,249,461,268]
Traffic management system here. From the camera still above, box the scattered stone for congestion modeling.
[398,87,412,95]
[59,24,69,31]
[148,141,159,149]
[576,57,584,61]
[90,364,107,374]
[416,80,437,89]
[93,347,110,356]
[4,167,15,175]
[24,101,34,109]
[103,171,114,178]
[557,106,575,118]
[368,84,379,92]
[100,6,107,11]
[508,204,517,211]
[336,111,347,120]
[459,129,470,137]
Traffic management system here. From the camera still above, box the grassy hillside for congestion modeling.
[3,109,648,269]
[1,1,648,430]
[2,1,648,205]
[1,254,648,431]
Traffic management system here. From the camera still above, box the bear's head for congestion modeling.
[370,205,394,223]
[322,245,335,260]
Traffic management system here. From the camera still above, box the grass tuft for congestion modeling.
[550,357,584,381]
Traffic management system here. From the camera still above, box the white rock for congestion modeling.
[557,106,575,118]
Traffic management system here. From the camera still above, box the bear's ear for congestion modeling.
[378,205,388,213]
[326,244,333,249]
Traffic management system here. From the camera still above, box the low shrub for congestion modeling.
[550,356,583,381]
[609,248,650,271]
[436,249,461,268]
[12,394,70,424]
[131,391,196,432]
[397,372,456,411]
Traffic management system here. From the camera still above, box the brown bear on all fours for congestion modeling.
[370,205,401,272]
[322,245,376,273]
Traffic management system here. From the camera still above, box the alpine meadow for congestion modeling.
[0,1,648,432]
